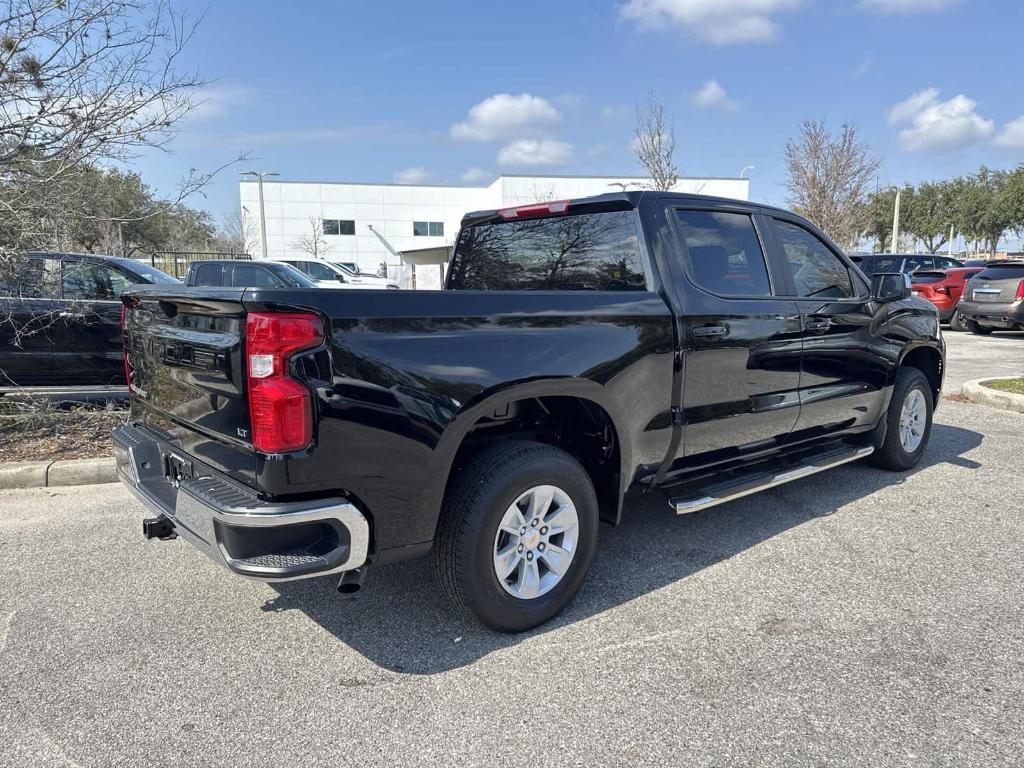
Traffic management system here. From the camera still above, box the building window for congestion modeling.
[414,221,444,237]
[323,219,355,236]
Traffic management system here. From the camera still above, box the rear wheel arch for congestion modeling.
[429,381,630,537]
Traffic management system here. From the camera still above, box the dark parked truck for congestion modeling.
[114,193,945,632]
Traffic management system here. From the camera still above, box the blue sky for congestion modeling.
[140,0,1024,227]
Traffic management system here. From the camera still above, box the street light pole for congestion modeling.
[240,170,279,258]
[891,187,902,252]
[740,165,754,178]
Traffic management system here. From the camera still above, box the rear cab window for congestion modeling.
[910,271,947,284]
[858,257,901,275]
[231,264,284,288]
[973,264,1024,281]
[447,208,645,291]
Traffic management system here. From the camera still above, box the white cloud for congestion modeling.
[188,86,252,122]
[691,79,739,111]
[995,116,1024,148]
[393,166,431,184]
[888,88,995,152]
[451,93,562,142]
[600,104,630,121]
[497,138,574,167]
[620,0,802,44]
[461,166,493,183]
[858,0,958,13]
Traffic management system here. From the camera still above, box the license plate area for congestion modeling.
[974,290,1002,302]
[165,452,195,487]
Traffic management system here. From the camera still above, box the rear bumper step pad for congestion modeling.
[113,424,369,581]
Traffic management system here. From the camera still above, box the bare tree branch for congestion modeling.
[291,217,330,259]
[785,120,879,248]
[633,91,679,192]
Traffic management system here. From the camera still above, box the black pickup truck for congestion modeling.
[114,192,944,632]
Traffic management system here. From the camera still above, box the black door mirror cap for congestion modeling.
[871,272,911,302]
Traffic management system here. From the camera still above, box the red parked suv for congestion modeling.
[911,267,984,330]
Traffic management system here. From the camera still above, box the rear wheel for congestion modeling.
[949,309,966,332]
[870,367,934,471]
[433,441,599,632]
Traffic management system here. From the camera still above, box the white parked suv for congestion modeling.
[279,259,398,289]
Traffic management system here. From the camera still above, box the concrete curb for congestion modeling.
[0,456,116,490]
[963,378,1024,414]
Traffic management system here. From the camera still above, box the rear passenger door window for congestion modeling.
[193,263,223,287]
[673,210,772,297]
[773,220,856,299]
[61,261,124,301]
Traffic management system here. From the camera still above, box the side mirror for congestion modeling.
[871,272,911,302]
[336,274,346,283]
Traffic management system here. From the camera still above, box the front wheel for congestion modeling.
[433,441,599,632]
[870,367,934,471]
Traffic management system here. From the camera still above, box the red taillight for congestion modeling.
[121,298,139,391]
[246,312,324,453]
[1016,280,1024,301]
[498,199,570,220]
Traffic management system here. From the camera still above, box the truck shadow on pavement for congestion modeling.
[262,423,982,675]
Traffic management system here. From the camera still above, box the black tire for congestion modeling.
[965,318,993,335]
[949,309,966,332]
[869,367,934,471]
[432,441,599,633]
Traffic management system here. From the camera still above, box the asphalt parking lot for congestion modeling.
[941,329,1023,393]
[1,394,1022,767]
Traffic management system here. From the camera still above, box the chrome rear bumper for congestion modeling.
[113,424,369,581]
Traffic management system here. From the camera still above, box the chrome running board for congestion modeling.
[670,445,874,515]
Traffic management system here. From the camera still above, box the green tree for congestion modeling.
[861,188,898,252]
[953,168,1022,256]
[904,181,954,253]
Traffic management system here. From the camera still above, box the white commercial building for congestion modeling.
[239,174,749,288]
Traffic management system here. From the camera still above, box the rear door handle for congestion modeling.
[804,317,831,333]
[691,324,728,339]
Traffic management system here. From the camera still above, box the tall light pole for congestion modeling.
[740,165,754,178]
[240,170,279,259]
[891,187,902,253]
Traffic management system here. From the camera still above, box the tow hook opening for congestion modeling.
[143,515,177,541]
[337,566,366,596]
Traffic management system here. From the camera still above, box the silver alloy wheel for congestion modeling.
[492,484,580,600]
[899,388,927,453]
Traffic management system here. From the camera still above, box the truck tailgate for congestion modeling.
[123,287,256,487]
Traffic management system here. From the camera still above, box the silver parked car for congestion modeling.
[278,258,398,289]
[956,262,1024,334]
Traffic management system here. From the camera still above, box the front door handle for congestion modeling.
[58,311,85,319]
[691,324,728,339]
[804,317,831,333]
